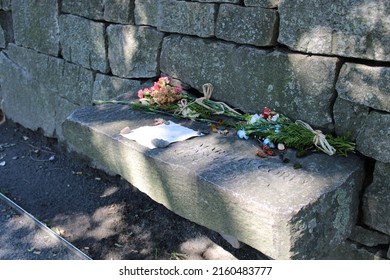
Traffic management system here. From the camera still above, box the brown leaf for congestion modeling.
[256,149,268,158]
[209,124,218,132]
[262,145,275,156]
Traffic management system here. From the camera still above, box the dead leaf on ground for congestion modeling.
[256,149,268,158]
[262,145,275,156]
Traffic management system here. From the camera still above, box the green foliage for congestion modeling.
[94,95,355,156]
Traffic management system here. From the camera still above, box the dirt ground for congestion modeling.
[0,117,268,260]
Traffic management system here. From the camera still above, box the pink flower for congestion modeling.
[159,76,170,85]
[174,87,183,93]
[137,89,144,99]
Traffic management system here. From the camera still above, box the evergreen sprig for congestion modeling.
[93,96,355,156]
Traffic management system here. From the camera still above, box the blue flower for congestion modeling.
[237,129,249,140]
[263,138,275,148]
[249,114,262,124]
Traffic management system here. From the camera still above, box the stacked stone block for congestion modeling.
[278,0,390,62]
[59,14,109,73]
[107,24,164,78]
[0,0,389,259]
[12,0,59,56]
[161,35,337,129]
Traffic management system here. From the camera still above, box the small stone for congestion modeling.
[277,143,285,151]
[120,127,131,134]
[151,138,170,148]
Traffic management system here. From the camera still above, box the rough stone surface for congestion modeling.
[12,0,59,56]
[104,0,135,24]
[278,0,390,62]
[134,0,158,26]
[0,11,13,48]
[0,24,4,48]
[55,96,80,141]
[349,226,390,247]
[244,0,279,8]
[362,161,390,235]
[93,74,142,101]
[5,45,94,106]
[0,44,94,137]
[0,0,11,10]
[161,35,338,130]
[107,24,164,78]
[63,103,364,260]
[216,4,278,46]
[356,111,390,163]
[61,0,104,21]
[333,98,369,141]
[323,240,387,260]
[186,0,239,3]
[0,52,55,136]
[336,63,390,113]
[157,0,216,38]
[59,15,109,73]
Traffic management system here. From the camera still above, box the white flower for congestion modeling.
[249,114,262,124]
[271,114,280,121]
[237,129,249,140]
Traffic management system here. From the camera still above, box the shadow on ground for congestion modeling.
[0,120,268,260]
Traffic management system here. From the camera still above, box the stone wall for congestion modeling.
[0,0,389,259]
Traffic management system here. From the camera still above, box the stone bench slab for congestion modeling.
[62,104,364,259]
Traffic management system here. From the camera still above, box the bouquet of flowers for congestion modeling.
[236,108,355,156]
[132,78,246,123]
[137,77,183,105]
[94,76,355,156]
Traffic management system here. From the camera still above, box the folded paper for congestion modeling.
[120,121,202,149]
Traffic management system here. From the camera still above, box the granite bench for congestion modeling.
[62,103,364,259]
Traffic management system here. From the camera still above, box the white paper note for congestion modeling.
[120,121,202,149]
